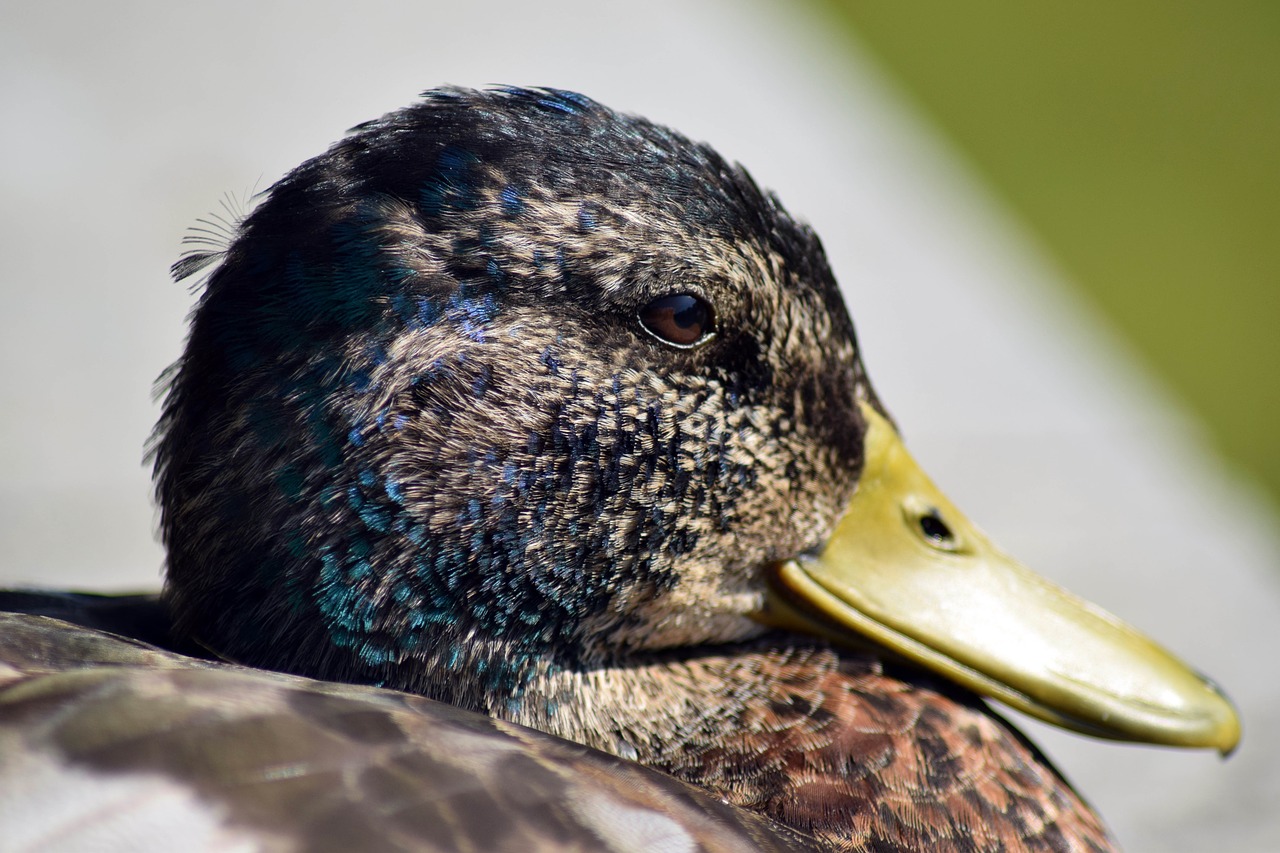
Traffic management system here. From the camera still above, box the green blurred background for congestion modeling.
[815,0,1280,504]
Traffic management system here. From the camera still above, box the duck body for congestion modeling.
[0,87,1237,851]
[0,607,1103,851]
[0,611,812,853]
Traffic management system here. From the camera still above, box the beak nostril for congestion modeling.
[918,509,955,546]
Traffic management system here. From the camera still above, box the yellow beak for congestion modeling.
[761,402,1241,753]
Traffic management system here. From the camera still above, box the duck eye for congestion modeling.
[638,293,714,348]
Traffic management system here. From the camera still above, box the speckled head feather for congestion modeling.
[154,86,873,710]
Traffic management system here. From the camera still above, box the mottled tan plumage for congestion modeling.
[645,648,1111,851]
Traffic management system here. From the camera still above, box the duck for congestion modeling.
[0,86,1240,852]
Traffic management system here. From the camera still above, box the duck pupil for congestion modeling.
[639,293,712,347]
[920,510,953,543]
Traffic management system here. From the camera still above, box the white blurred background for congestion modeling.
[2,2,1278,849]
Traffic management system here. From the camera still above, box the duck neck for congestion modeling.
[506,638,851,777]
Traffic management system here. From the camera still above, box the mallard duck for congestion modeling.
[0,86,1240,852]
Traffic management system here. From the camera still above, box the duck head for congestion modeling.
[154,87,1238,751]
